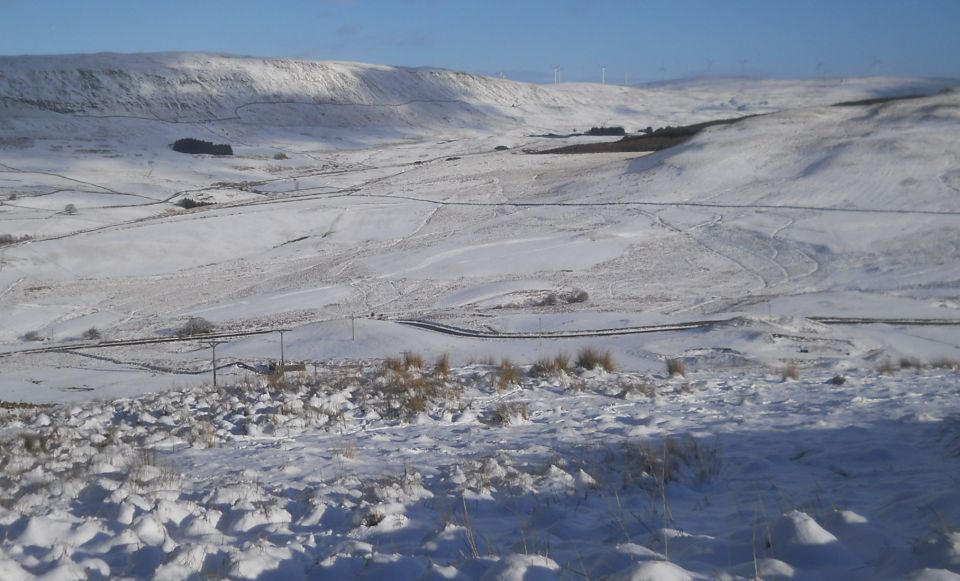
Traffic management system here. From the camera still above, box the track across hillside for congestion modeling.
[4,317,959,361]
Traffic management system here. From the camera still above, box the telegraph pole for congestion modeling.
[202,340,226,388]
[277,329,290,373]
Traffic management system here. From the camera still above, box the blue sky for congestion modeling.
[1,0,957,83]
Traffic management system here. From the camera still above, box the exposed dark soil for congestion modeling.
[530,116,757,154]
[831,93,932,107]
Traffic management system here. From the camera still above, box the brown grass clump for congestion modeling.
[616,379,656,399]
[879,357,896,375]
[622,436,721,488]
[496,358,521,390]
[434,353,451,378]
[577,347,615,372]
[899,356,922,370]
[666,358,686,378]
[781,362,800,381]
[485,401,530,426]
[530,353,571,377]
[403,351,425,370]
[375,353,461,420]
[930,357,959,370]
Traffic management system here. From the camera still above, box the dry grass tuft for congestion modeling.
[434,353,451,378]
[530,353,570,377]
[496,358,521,390]
[781,362,800,381]
[373,353,464,421]
[621,436,721,488]
[577,347,615,372]
[899,356,922,370]
[382,357,406,374]
[403,351,425,370]
[929,357,959,370]
[879,357,896,375]
[666,358,686,378]
[616,379,656,399]
[485,401,530,426]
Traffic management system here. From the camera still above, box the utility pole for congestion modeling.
[277,329,290,373]
[202,340,226,388]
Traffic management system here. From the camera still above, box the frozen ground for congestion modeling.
[0,53,958,578]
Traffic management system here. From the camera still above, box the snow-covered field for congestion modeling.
[0,53,959,579]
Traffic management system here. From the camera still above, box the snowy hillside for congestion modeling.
[1,52,951,130]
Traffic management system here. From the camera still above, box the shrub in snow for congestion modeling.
[177,317,215,337]
[561,288,589,303]
[587,126,626,136]
[175,197,212,209]
[0,233,31,246]
[22,330,44,342]
[63,203,77,215]
[82,327,102,341]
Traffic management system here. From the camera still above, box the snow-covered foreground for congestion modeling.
[1,359,958,580]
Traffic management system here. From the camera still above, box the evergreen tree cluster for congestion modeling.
[172,138,233,156]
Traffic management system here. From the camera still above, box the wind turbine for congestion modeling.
[738,59,747,79]
[706,58,715,74]
[601,65,606,85]
[658,63,666,82]
[553,66,562,85]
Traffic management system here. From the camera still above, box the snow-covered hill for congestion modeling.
[1,52,950,130]
[0,52,957,397]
